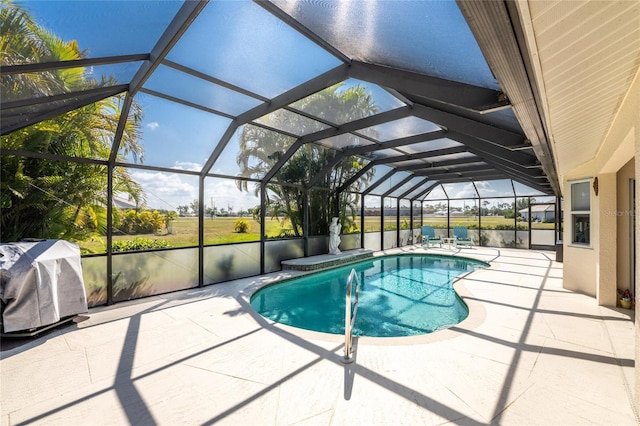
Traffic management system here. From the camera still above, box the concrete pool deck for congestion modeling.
[1,246,637,425]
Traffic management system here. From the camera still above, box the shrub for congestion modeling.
[118,209,165,234]
[112,238,170,252]
[495,224,514,230]
[234,217,250,233]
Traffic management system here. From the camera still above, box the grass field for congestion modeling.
[79,215,553,254]
[423,216,553,229]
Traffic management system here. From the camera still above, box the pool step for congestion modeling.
[281,249,374,272]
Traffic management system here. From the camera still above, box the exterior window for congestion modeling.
[570,180,590,245]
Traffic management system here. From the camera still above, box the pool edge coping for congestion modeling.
[239,250,491,347]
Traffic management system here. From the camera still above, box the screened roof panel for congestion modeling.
[355,116,441,142]
[1,95,124,161]
[253,110,331,137]
[388,176,426,198]
[412,161,491,178]
[474,179,515,198]
[273,143,335,185]
[288,79,405,125]
[166,1,343,99]
[341,158,373,193]
[210,127,248,177]
[442,182,480,199]
[121,93,232,171]
[2,62,140,103]
[1,0,559,198]
[2,91,125,135]
[315,133,375,151]
[425,152,478,163]
[340,156,372,188]
[387,159,430,168]
[23,1,182,61]
[363,148,404,160]
[270,0,500,90]
[395,138,463,155]
[369,170,411,196]
[513,181,547,197]
[438,161,489,171]
[212,124,297,179]
[271,151,307,185]
[359,164,393,189]
[425,185,448,200]
[142,65,263,117]
[403,181,435,200]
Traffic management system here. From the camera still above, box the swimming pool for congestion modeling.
[250,254,488,337]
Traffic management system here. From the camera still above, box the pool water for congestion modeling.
[250,254,488,337]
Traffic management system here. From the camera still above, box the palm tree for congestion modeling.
[0,0,144,245]
[236,83,378,237]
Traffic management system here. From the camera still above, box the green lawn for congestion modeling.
[423,216,553,229]
[79,215,553,254]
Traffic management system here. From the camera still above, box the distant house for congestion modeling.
[519,204,555,222]
[113,196,138,210]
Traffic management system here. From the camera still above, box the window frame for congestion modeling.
[569,179,591,247]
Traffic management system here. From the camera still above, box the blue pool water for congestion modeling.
[250,254,488,337]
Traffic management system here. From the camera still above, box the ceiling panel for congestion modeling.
[269,0,500,89]
[526,0,640,176]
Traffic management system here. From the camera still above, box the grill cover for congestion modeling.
[0,240,88,333]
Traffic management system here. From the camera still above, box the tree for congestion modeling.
[515,198,533,219]
[236,83,378,236]
[481,200,490,216]
[164,211,178,234]
[233,218,250,233]
[0,0,144,243]
[189,200,199,216]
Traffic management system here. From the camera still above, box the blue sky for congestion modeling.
[22,0,541,210]
[23,0,344,210]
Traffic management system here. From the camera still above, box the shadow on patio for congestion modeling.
[1,247,636,425]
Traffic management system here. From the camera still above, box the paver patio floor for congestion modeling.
[1,246,636,425]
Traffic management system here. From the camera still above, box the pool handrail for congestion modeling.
[343,268,360,364]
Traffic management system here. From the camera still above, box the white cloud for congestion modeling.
[146,122,160,131]
[131,171,197,210]
[445,182,478,199]
[171,161,202,172]
[129,170,260,212]
[204,179,260,212]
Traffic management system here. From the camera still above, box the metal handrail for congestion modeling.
[343,268,361,363]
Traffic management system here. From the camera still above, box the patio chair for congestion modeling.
[453,226,473,248]
[421,226,441,248]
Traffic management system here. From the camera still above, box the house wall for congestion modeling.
[556,66,640,411]
[562,69,639,307]
[632,75,640,410]
[562,162,598,297]
[597,173,618,306]
[617,159,635,295]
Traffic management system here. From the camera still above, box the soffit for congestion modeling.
[526,0,640,177]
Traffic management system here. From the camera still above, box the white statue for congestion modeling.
[329,217,341,255]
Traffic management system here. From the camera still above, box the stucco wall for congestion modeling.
[617,159,635,294]
[563,165,598,297]
[598,174,618,306]
[633,76,640,411]
[562,70,639,303]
